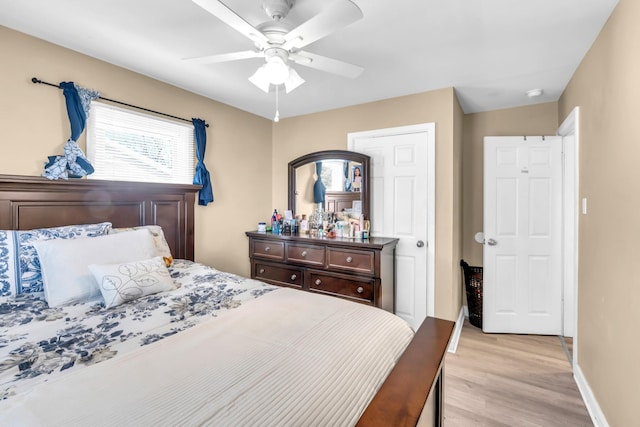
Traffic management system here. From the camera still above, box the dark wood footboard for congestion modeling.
[357,317,454,427]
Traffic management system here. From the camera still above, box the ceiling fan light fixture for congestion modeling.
[248,65,271,93]
[284,68,305,93]
[264,55,290,85]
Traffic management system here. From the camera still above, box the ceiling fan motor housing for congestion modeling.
[263,0,296,21]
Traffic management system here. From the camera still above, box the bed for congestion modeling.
[0,174,453,426]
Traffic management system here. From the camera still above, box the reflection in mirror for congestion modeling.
[295,160,362,217]
[288,150,370,221]
[319,160,352,191]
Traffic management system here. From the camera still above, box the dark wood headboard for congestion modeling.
[0,175,199,260]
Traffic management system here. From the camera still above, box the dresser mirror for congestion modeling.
[288,150,370,219]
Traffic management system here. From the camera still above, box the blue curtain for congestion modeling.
[313,161,326,203]
[43,82,100,180]
[192,118,214,206]
[343,161,352,192]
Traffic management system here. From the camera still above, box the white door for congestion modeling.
[483,136,562,334]
[348,123,435,331]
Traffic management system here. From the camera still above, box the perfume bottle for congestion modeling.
[300,214,309,235]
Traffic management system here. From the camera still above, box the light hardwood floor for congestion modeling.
[443,321,592,426]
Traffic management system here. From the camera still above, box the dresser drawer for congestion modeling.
[286,243,325,266]
[254,262,303,289]
[252,239,285,261]
[327,248,375,274]
[308,272,375,304]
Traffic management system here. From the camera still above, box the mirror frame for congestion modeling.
[288,150,370,219]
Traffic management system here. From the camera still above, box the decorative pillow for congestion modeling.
[0,222,112,298]
[34,229,157,307]
[109,225,173,266]
[88,256,177,309]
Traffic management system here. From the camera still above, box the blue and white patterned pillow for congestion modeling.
[0,222,112,298]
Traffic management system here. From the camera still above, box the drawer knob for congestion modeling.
[301,251,308,257]
[264,246,270,252]
[357,286,364,294]
[259,268,265,274]
[290,274,297,281]
[315,279,322,286]
[346,256,353,263]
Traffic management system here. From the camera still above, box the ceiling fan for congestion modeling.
[190,0,364,93]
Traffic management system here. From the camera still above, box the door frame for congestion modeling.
[347,123,436,317]
[557,107,580,365]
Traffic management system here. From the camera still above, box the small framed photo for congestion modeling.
[351,165,363,182]
[351,165,362,192]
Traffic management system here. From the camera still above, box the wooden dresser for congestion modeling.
[246,231,398,312]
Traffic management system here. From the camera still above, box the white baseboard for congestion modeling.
[574,363,609,427]
[447,307,465,353]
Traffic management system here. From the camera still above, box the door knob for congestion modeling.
[487,238,498,246]
[416,240,425,248]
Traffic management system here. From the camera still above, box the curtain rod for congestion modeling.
[31,77,208,127]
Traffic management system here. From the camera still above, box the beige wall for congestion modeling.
[461,103,559,265]
[559,0,639,424]
[0,26,272,277]
[273,88,464,321]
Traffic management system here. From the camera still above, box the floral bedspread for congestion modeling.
[0,260,276,401]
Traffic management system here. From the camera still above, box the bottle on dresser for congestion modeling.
[271,209,281,234]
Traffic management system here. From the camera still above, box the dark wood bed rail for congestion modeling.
[358,317,454,426]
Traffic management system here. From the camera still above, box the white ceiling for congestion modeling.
[0,0,619,120]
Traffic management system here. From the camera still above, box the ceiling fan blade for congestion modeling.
[184,50,263,64]
[290,51,363,79]
[282,0,363,50]
[192,0,269,47]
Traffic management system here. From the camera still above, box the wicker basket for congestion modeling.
[460,260,483,329]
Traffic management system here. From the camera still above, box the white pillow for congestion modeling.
[34,229,156,307]
[88,256,176,309]
[108,225,172,259]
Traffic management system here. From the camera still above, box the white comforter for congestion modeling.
[1,287,413,426]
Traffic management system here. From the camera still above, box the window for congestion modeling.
[320,160,346,191]
[86,101,195,184]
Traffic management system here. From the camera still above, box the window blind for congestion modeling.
[86,101,195,184]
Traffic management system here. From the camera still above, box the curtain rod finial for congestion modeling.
[32,77,40,84]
